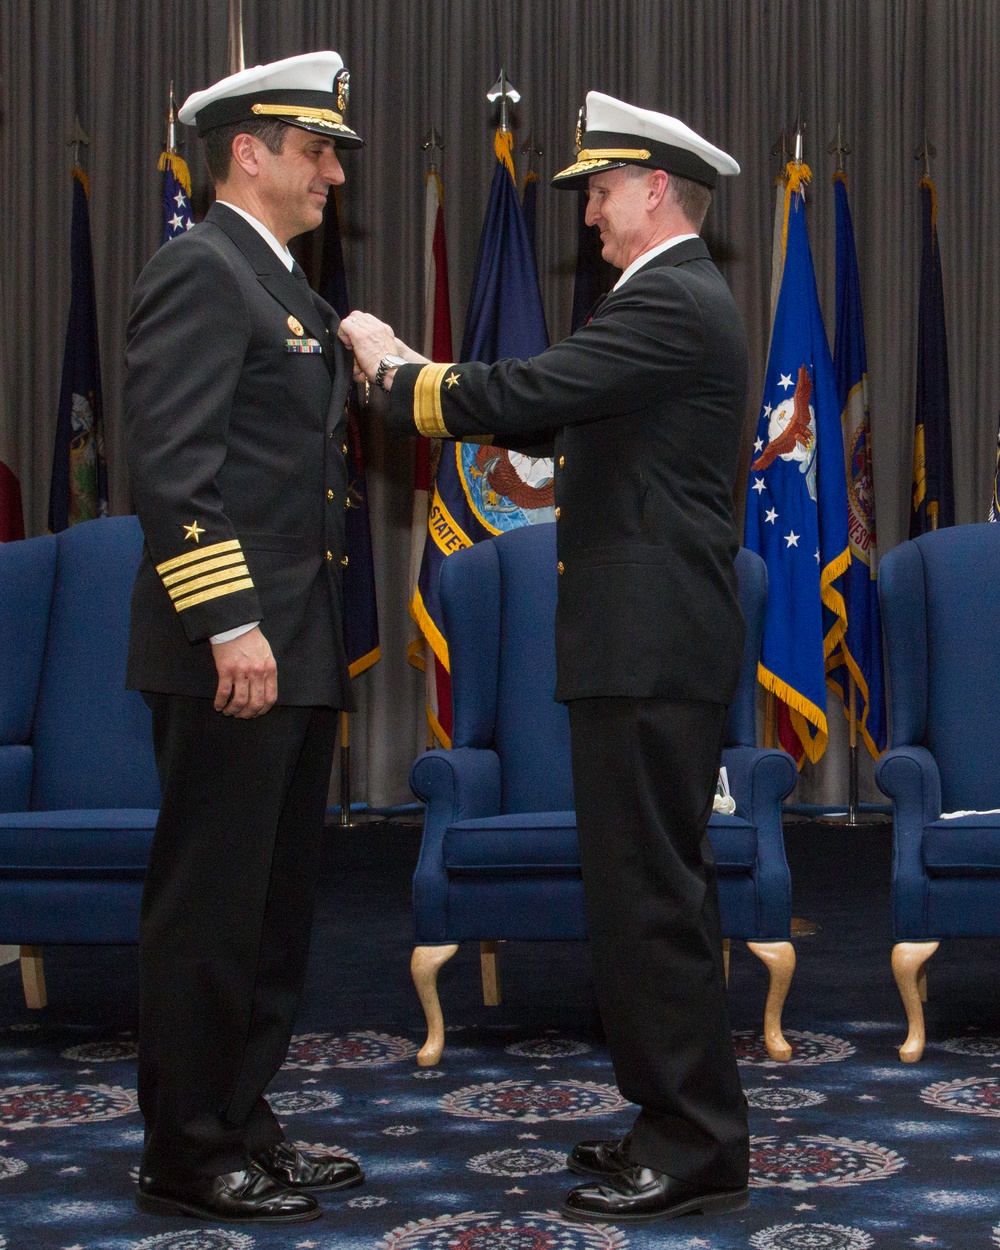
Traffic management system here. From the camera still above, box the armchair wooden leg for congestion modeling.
[746,940,795,1061]
[480,941,501,1006]
[19,946,47,1010]
[411,944,459,1067]
[892,940,939,1063]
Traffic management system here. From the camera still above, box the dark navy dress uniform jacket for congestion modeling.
[388,237,749,707]
[124,203,353,711]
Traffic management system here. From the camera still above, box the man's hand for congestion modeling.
[338,312,428,386]
[211,626,278,717]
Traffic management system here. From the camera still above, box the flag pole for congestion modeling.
[227,0,245,75]
[916,131,937,533]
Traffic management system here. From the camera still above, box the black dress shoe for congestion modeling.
[136,1163,321,1224]
[253,1141,365,1193]
[567,1134,632,1179]
[562,1164,749,1224]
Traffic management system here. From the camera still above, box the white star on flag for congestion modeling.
[778,373,794,390]
[752,477,766,494]
[174,190,188,207]
[815,548,821,562]
[754,437,764,452]
[506,1187,527,1195]
[793,1203,816,1211]
[765,508,778,524]
[952,1154,973,1161]
[785,531,800,547]
[168,213,185,232]
[763,403,772,417]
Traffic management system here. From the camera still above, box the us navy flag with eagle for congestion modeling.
[412,127,551,744]
[744,163,850,766]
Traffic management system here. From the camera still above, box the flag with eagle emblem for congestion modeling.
[744,162,850,765]
[412,127,552,746]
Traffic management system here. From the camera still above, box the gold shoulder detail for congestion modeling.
[414,363,455,438]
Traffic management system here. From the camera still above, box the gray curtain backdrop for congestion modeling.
[2,0,997,807]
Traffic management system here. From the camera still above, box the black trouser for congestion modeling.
[568,696,749,1187]
[138,693,338,1178]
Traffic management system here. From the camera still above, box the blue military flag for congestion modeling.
[49,165,108,532]
[744,162,850,766]
[159,149,194,243]
[910,176,954,535]
[414,128,552,744]
[826,171,886,758]
[317,189,380,677]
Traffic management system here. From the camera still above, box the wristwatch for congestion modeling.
[374,354,408,391]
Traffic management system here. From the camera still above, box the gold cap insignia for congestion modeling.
[287,314,304,336]
[336,69,350,114]
[575,105,586,154]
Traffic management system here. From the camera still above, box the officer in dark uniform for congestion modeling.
[340,92,751,1225]
[125,52,364,1225]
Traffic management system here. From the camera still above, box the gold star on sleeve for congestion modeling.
[445,371,460,389]
[183,520,205,543]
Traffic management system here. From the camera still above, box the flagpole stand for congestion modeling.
[334,711,382,829]
[817,677,889,828]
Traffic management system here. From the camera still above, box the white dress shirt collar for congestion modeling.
[613,232,700,291]
[216,200,296,272]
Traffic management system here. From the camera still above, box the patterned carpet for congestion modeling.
[1,820,1000,1250]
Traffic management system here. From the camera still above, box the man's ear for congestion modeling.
[647,169,669,210]
[230,132,261,178]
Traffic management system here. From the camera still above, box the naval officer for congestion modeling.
[340,92,751,1225]
[125,52,363,1224]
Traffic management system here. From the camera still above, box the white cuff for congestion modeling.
[210,621,259,645]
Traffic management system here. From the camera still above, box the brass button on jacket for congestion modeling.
[327,489,334,501]
[557,560,565,575]
[554,506,561,519]
[341,555,349,567]
[325,550,333,562]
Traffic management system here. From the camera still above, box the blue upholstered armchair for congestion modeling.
[0,516,160,1007]
[876,522,1000,1061]
[409,523,797,1065]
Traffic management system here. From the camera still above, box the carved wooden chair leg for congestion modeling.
[722,938,730,985]
[411,944,459,1066]
[20,946,47,1010]
[892,940,939,1063]
[480,941,501,1005]
[746,940,795,1061]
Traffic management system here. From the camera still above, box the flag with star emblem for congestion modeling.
[743,162,850,766]
[159,150,194,243]
[825,171,886,759]
[408,169,454,745]
[49,164,108,532]
[413,128,551,746]
[317,188,380,677]
[909,175,954,535]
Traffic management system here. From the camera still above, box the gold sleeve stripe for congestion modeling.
[413,363,453,438]
[161,551,246,588]
[167,564,252,602]
[156,538,242,576]
[173,578,256,613]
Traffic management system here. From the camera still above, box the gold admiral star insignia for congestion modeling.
[183,520,205,543]
[445,371,460,389]
[287,314,305,336]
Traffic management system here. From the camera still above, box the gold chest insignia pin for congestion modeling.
[287,314,305,336]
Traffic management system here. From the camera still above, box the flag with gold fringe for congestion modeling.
[408,168,454,745]
[159,149,194,243]
[909,175,954,535]
[826,170,886,758]
[49,164,108,532]
[743,161,850,766]
[317,189,380,677]
[413,128,551,747]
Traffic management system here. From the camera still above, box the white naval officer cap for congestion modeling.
[551,91,738,189]
[178,51,363,148]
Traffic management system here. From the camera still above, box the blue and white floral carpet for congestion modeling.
[1,821,999,1250]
